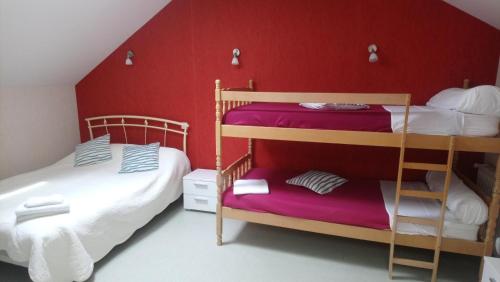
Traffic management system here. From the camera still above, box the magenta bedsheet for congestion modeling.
[222,103,392,132]
[223,168,390,230]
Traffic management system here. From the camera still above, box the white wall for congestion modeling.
[0,86,80,179]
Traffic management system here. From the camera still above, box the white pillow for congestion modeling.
[426,171,488,225]
[426,85,500,117]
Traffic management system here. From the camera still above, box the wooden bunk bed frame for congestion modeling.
[214,79,500,264]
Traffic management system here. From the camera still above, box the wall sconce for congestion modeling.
[232,48,240,66]
[368,44,378,63]
[125,50,135,66]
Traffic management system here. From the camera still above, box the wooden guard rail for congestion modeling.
[221,153,252,192]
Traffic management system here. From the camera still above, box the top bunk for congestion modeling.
[215,79,500,153]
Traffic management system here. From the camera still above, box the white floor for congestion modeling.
[0,199,480,282]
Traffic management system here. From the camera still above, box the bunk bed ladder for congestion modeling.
[389,136,456,282]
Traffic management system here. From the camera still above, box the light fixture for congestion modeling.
[368,44,378,63]
[125,50,135,66]
[232,48,240,66]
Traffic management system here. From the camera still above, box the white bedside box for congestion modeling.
[183,169,217,212]
[483,256,500,282]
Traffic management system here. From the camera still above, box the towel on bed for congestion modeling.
[24,194,65,208]
[233,179,269,195]
[16,201,70,223]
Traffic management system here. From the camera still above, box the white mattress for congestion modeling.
[380,181,479,241]
[0,144,191,282]
[384,105,499,136]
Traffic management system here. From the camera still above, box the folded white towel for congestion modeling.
[16,201,70,223]
[233,179,269,195]
[24,194,65,208]
[299,103,327,109]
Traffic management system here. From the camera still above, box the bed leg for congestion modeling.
[484,155,500,256]
[215,79,223,246]
[216,206,223,246]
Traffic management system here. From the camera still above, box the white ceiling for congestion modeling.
[0,0,170,87]
[444,0,500,30]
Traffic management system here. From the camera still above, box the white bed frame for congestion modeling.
[85,115,189,153]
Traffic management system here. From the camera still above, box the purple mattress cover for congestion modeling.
[223,168,390,230]
[222,103,392,132]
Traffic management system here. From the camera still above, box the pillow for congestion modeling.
[426,171,488,225]
[119,142,160,173]
[426,85,500,117]
[74,134,112,166]
[286,170,347,195]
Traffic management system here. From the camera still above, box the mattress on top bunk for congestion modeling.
[223,103,392,132]
[222,168,481,241]
[222,103,499,136]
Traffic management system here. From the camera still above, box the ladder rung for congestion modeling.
[402,162,447,172]
[393,257,434,269]
[397,215,439,227]
[400,189,443,200]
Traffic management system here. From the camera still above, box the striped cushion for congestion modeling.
[119,142,160,173]
[74,134,112,166]
[286,170,347,195]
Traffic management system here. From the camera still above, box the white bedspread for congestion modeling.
[384,105,499,136]
[0,144,190,282]
[380,181,479,241]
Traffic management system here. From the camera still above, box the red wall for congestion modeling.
[76,0,500,180]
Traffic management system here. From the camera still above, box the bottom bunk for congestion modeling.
[219,167,488,256]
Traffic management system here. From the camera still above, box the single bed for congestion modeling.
[223,103,499,137]
[223,168,484,241]
[0,115,191,282]
[222,103,498,136]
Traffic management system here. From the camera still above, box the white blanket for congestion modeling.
[0,144,190,282]
[380,181,479,241]
[384,105,499,136]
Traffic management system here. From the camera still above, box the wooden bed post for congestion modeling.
[463,78,470,89]
[484,155,500,256]
[248,79,254,170]
[215,79,223,246]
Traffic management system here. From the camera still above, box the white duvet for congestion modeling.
[0,144,190,282]
[380,181,482,241]
[384,105,499,136]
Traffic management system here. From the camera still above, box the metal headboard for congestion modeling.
[85,115,189,153]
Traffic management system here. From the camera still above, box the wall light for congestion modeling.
[125,50,135,66]
[232,48,240,66]
[368,44,378,63]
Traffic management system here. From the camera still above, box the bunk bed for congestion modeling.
[214,79,500,281]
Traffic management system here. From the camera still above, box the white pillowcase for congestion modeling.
[426,171,488,225]
[426,85,500,117]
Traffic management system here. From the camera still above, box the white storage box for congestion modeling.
[183,169,217,213]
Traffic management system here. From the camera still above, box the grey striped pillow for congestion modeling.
[286,170,347,195]
[74,134,112,166]
[119,142,160,173]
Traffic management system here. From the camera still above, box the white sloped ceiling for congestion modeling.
[0,0,171,87]
[444,0,500,30]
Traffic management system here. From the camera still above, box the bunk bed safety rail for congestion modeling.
[221,153,252,192]
[220,91,411,106]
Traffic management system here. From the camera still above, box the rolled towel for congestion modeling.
[233,179,269,195]
[16,201,70,223]
[24,194,65,208]
[299,103,327,109]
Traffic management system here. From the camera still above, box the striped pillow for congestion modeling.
[74,134,112,166]
[286,170,347,195]
[119,142,160,173]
